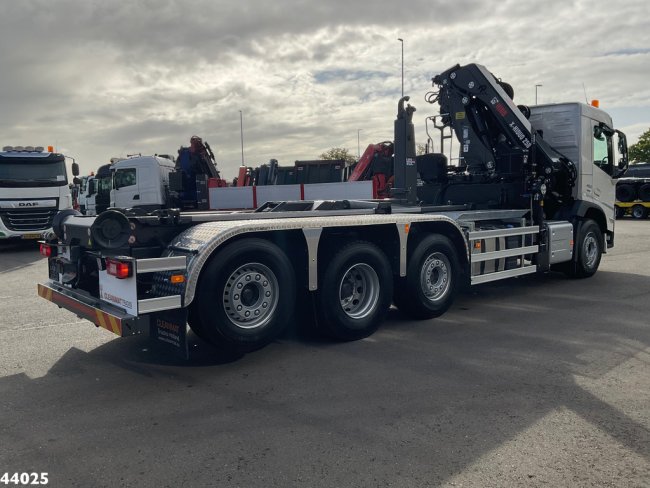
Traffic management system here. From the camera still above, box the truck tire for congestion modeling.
[393,234,460,320]
[616,184,636,202]
[194,238,296,351]
[316,241,393,341]
[615,206,625,219]
[565,219,602,279]
[631,204,648,219]
[639,184,650,202]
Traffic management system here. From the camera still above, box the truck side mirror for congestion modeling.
[72,162,80,176]
[614,129,629,179]
[88,180,96,196]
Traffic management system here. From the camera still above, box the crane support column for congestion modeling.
[393,96,418,205]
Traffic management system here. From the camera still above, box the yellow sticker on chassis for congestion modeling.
[21,233,42,240]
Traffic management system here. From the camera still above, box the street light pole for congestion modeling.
[357,129,363,158]
[535,84,543,105]
[398,38,404,97]
[239,110,244,166]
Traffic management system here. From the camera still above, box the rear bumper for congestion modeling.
[37,281,190,358]
[37,282,147,337]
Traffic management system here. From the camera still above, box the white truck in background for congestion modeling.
[110,156,177,211]
[0,146,78,241]
[107,154,373,211]
[76,175,91,214]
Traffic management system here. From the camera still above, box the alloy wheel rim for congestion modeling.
[420,252,451,302]
[223,263,279,329]
[338,263,380,319]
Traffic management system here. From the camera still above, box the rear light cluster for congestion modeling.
[39,243,56,257]
[106,258,133,279]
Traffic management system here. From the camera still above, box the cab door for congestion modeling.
[591,123,616,222]
[112,167,139,208]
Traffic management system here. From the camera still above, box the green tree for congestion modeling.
[416,143,428,156]
[629,128,650,162]
[319,147,357,165]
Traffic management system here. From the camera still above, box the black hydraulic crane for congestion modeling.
[414,63,577,223]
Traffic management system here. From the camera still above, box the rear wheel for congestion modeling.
[615,206,625,219]
[316,241,393,341]
[194,239,295,351]
[393,234,460,320]
[631,204,647,220]
[565,219,602,279]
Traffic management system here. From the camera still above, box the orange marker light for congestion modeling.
[474,241,482,250]
[404,224,410,234]
[591,99,600,108]
[47,145,54,152]
[170,274,185,284]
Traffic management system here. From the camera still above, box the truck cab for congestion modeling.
[110,156,176,211]
[529,102,628,242]
[84,164,113,216]
[0,146,74,240]
[530,103,627,247]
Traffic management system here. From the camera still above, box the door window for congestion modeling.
[114,168,136,189]
[593,126,614,176]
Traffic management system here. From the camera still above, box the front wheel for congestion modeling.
[393,234,460,320]
[565,219,602,279]
[316,241,393,341]
[194,238,296,351]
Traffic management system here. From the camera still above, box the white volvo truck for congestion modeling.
[37,63,628,358]
[0,146,77,241]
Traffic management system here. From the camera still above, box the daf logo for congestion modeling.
[18,202,38,207]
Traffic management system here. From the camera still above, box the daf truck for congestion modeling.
[0,146,77,241]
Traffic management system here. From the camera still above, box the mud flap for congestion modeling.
[149,308,189,360]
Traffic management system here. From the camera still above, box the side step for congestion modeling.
[468,225,539,285]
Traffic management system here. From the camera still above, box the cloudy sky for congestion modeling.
[1,0,649,177]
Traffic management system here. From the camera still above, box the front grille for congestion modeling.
[0,208,58,231]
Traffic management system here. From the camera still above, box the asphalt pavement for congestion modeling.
[0,221,648,487]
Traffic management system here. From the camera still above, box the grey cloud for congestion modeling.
[1,0,648,177]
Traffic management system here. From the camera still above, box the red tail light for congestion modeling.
[40,243,56,257]
[105,258,133,279]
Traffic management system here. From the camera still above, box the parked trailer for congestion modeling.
[615,177,650,219]
[37,62,628,358]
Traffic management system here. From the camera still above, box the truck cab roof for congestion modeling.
[111,156,176,171]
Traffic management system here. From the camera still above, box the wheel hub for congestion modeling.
[339,263,380,319]
[583,233,598,268]
[420,252,451,302]
[223,264,279,329]
[240,284,259,306]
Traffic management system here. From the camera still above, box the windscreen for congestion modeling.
[0,157,68,187]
